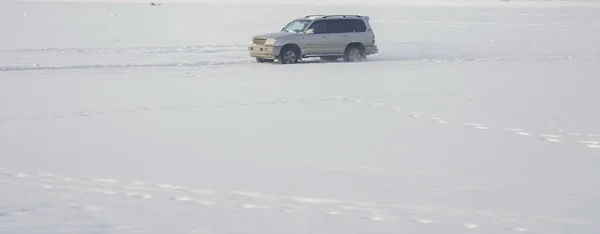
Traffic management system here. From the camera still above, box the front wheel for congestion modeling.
[278,47,299,64]
[343,46,365,62]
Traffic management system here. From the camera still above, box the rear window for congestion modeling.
[346,19,367,32]
[324,19,367,33]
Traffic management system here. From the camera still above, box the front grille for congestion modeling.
[253,38,267,45]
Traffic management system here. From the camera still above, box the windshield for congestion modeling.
[281,19,312,33]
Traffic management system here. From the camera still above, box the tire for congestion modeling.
[320,56,339,62]
[278,47,299,64]
[343,45,365,62]
[256,58,274,63]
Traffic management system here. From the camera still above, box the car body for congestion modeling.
[248,15,378,64]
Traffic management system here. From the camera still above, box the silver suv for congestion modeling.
[248,15,378,64]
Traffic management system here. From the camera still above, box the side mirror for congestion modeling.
[305,29,314,34]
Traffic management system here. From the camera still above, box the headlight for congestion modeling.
[265,39,277,46]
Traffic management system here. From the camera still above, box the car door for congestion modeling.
[302,20,329,55]
[324,19,351,55]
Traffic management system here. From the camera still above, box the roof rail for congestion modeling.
[304,15,327,18]
[322,15,362,18]
[304,14,366,19]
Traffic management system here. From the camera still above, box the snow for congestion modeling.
[1,0,600,234]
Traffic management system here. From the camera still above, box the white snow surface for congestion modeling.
[1,1,600,234]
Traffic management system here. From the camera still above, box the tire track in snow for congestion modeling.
[0,44,247,54]
[3,90,599,149]
[0,59,254,72]
[372,19,600,28]
[0,96,343,124]
[1,168,595,231]
[0,90,514,124]
[2,88,597,148]
[366,53,600,64]
[0,91,472,124]
[340,97,600,150]
[294,160,499,193]
[0,179,575,232]
[0,40,531,54]
[3,53,595,74]
[2,49,599,75]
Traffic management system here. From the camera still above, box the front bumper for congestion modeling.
[248,44,281,60]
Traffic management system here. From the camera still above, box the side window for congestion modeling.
[345,19,367,33]
[308,20,327,34]
[326,19,346,34]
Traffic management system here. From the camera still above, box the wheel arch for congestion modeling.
[280,43,302,57]
[345,42,365,53]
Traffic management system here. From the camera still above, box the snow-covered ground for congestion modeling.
[1,1,600,233]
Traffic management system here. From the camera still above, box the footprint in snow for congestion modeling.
[13,172,27,178]
[240,204,269,209]
[241,204,257,209]
[503,128,522,132]
[282,204,301,213]
[540,136,561,142]
[364,216,384,221]
[37,172,55,177]
[195,200,213,205]
[464,223,478,229]
[541,134,560,138]
[417,219,433,224]
[187,188,216,195]
[131,181,147,186]
[464,123,480,126]
[429,117,449,124]
[410,112,423,118]
[125,192,153,199]
[171,196,192,202]
[464,123,487,129]
[92,178,119,183]
[157,184,184,190]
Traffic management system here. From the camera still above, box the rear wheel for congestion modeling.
[256,58,274,63]
[278,47,299,64]
[343,45,365,62]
